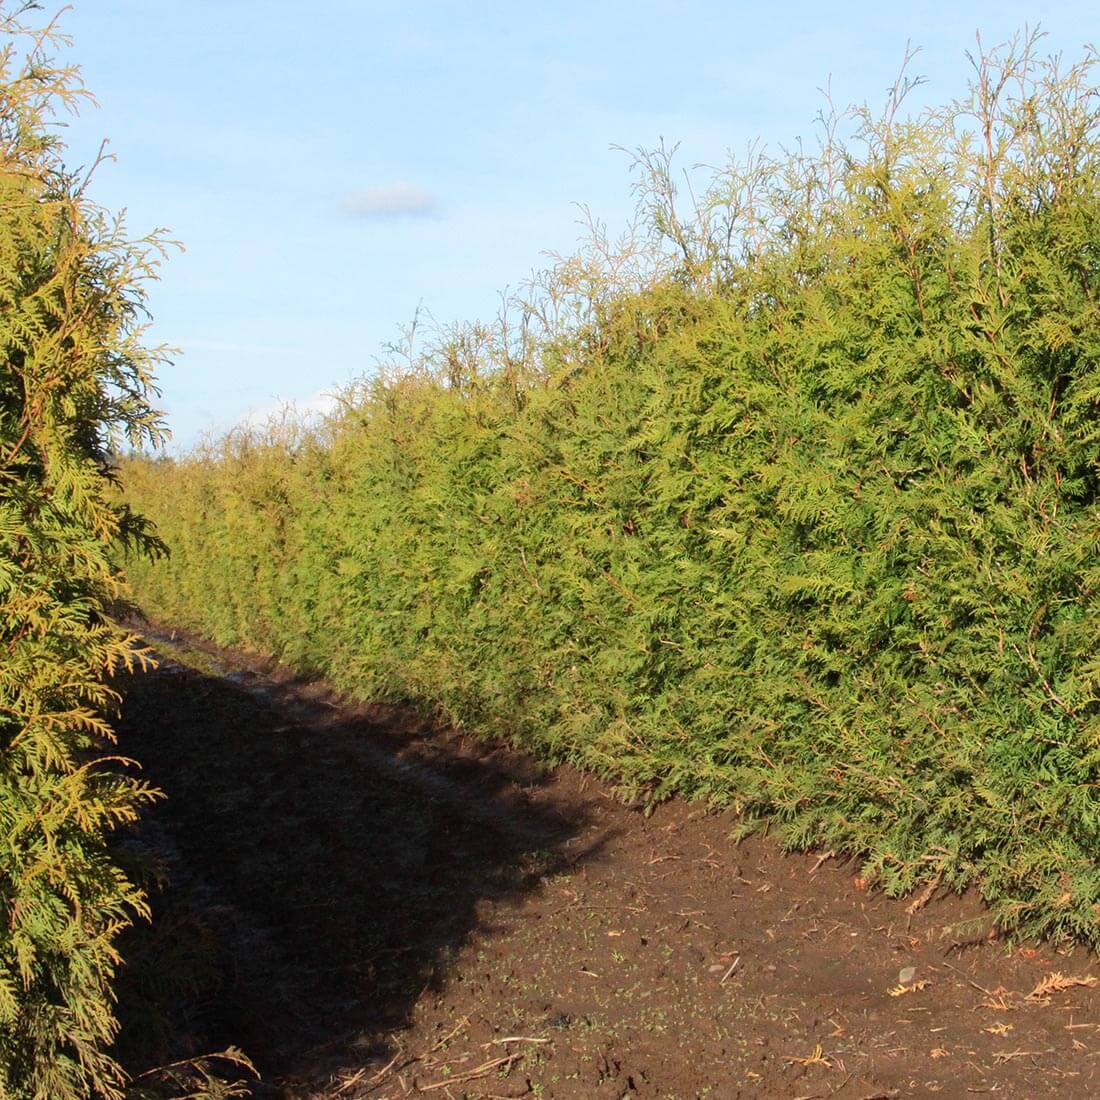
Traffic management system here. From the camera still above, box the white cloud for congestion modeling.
[238,390,342,430]
[339,182,439,219]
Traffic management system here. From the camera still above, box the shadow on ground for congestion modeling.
[110,644,598,1093]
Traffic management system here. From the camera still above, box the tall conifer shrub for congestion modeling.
[0,7,169,1096]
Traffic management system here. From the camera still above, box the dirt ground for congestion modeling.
[113,624,1100,1099]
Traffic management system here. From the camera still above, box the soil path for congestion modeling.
[115,625,1100,1099]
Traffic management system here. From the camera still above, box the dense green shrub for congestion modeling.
[0,8,171,1097]
[124,36,1100,945]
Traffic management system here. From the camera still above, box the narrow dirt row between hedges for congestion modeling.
[114,624,1100,1099]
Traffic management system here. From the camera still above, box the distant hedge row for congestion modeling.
[124,39,1100,945]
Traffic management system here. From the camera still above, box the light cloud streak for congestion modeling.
[339,182,439,219]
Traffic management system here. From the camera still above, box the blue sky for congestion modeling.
[56,1,1096,448]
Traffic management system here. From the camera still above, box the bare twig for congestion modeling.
[416,1053,523,1092]
[721,956,742,983]
[941,960,994,997]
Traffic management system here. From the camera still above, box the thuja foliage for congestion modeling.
[0,6,175,1097]
[125,36,1100,944]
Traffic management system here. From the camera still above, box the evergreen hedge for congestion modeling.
[0,9,173,1097]
[123,37,1100,945]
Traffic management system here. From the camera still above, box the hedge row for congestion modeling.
[0,10,171,1098]
[124,39,1100,945]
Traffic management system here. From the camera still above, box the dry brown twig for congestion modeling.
[993,1048,1055,1063]
[979,989,1018,1012]
[357,1017,474,1095]
[429,1017,473,1053]
[905,872,942,920]
[941,960,995,997]
[720,956,742,983]
[334,1065,371,1095]
[416,1053,524,1092]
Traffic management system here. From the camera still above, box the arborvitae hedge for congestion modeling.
[0,10,170,1098]
[124,38,1100,945]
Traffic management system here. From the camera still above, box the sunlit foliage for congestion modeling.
[0,5,171,1096]
[124,34,1100,946]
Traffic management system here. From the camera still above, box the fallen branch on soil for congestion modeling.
[941,960,994,997]
[720,956,741,983]
[1027,973,1099,1003]
[905,871,943,923]
[430,1017,473,1052]
[784,1044,832,1068]
[357,1017,474,1094]
[887,978,931,996]
[992,1048,1055,1063]
[415,1053,524,1092]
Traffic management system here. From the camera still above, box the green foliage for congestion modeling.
[124,35,1100,946]
[0,6,177,1097]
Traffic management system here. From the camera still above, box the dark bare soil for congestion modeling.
[114,625,1100,1098]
